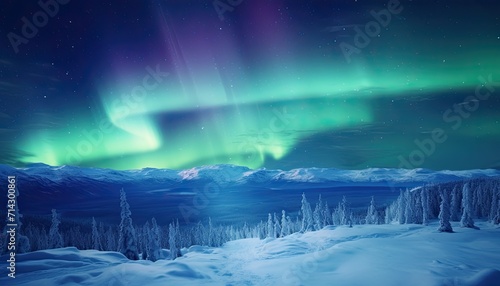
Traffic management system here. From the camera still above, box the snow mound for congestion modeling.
[465,269,500,286]
[2,221,499,286]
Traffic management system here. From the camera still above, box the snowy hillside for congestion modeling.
[2,221,499,286]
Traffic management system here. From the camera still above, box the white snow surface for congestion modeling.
[3,221,499,286]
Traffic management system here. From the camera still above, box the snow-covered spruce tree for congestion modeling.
[397,190,405,224]
[300,193,313,232]
[273,213,281,238]
[340,196,350,225]
[286,216,293,234]
[266,213,273,238]
[175,219,182,249]
[98,222,106,250]
[404,190,413,224]
[365,196,378,224]
[490,191,499,223]
[17,214,30,252]
[149,217,162,261]
[460,183,478,229]
[2,186,30,254]
[280,210,288,237]
[142,221,151,260]
[331,205,340,226]
[450,186,461,221]
[208,217,214,246]
[91,217,102,251]
[22,224,34,251]
[105,226,116,251]
[118,189,139,260]
[421,188,430,226]
[323,201,332,226]
[40,228,49,250]
[473,185,482,218]
[384,199,398,224]
[331,197,348,226]
[495,199,500,225]
[438,189,453,233]
[384,206,391,224]
[49,209,63,249]
[168,222,178,260]
[313,194,324,230]
[193,221,205,245]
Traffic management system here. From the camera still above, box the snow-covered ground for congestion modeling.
[3,221,499,286]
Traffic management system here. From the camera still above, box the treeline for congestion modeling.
[1,177,499,261]
[385,177,500,227]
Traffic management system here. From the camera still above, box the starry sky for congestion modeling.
[0,0,499,171]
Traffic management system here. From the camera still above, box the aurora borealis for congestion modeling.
[1,0,499,170]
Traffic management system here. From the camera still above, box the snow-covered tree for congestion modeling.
[105,226,116,251]
[168,221,180,260]
[438,189,453,233]
[473,185,485,218]
[421,188,430,226]
[287,216,293,235]
[488,191,498,222]
[323,201,332,226]
[300,193,313,232]
[98,222,105,250]
[313,194,324,230]
[2,185,30,254]
[340,196,349,225]
[118,189,139,260]
[404,190,414,224]
[149,218,162,261]
[266,213,273,238]
[142,221,151,260]
[91,217,101,250]
[280,210,288,237]
[49,209,63,249]
[273,213,281,238]
[494,199,500,225]
[39,228,49,250]
[397,190,405,224]
[175,219,182,248]
[450,186,461,221]
[460,184,478,229]
[365,196,378,224]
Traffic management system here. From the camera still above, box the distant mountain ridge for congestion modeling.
[1,163,499,186]
[1,163,499,225]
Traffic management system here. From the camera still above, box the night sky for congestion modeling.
[1,0,499,171]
